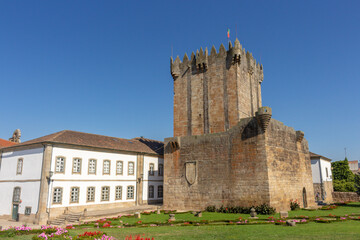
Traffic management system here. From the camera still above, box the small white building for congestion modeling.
[348,160,359,173]
[0,130,164,224]
[310,152,333,203]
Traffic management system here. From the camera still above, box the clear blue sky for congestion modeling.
[1,0,359,161]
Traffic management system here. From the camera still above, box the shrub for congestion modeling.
[205,204,275,215]
[290,199,300,210]
[255,204,276,215]
[205,206,216,212]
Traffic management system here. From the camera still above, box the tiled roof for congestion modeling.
[0,138,17,148]
[2,130,163,155]
[309,152,331,161]
[133,137,164,155]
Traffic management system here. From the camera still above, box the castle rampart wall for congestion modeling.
[171,40,264,137]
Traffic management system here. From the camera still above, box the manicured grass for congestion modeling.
[1,203,360,240]
[70,221,360,240]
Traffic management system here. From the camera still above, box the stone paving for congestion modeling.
[0,204,161,230]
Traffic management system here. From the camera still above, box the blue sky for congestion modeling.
[0,0,359,161]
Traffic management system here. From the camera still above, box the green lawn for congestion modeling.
[1,203,360,240]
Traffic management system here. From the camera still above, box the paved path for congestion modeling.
[0,204,162,229]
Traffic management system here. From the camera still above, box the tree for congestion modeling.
[332,158,354,181]
[355,174,360,194]
[332,158,355,192]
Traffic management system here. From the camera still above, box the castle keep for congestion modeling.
[164,39,316,211]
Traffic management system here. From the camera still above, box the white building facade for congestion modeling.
[310,152,333,203]
[0,130,164,224]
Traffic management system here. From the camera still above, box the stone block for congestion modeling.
[135,212,141,219]
[280,211,288,218]
[286,220,296,227]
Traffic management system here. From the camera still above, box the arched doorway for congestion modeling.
[302,187,307,208]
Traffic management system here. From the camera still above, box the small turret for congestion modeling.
[256,107,272,132]
[170,56,181,80]
[296,131,304,142]
[196,48,208,71]
[231,39,241,64]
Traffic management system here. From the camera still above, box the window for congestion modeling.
[158,186,163,198]
[148,185,154,199]
[25,207,31,215]
[115,186,122,200]
[13,187,21,202]
[128,162,134,175]
[149,163,154,176]
[326,168,329,178]
[16,158,23,175]
[127,186,134,199]
[116,161,123,175]
[70,187,79,203]
[55,157,65,173]
[158,164,163,176]
[103,160,110,175]
[53,188,62,204]
[88,159,97,174]
[87,187,95,202]
[72,158,82,174]
[101,186,110,201]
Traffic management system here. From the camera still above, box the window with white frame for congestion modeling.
[115,186,122,200]
[158,185,163,198]
[16,158,23,175]
[87,187,95,202]
[149,163,154,176]
[101,186,110,201]
[13,187,21,202]
[53,188,62,204]
[148,185,154,198]
[128,162,134,175]
[103,160,110,174]
[25,207,31,215]
[116,161,123,175]
[326,167,329,178]
[72,158,81,174]
[55,157,65,173]
[127,186,134,199]
[88,159,97,174]
[70,187,80,203]
[158,164,163,176]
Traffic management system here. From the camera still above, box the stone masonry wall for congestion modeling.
[332,192,360,202]
[163,118,270,210]
[313,181,334,203]
[163,118,316,211]
[265,120,316,210]
[171,40,263,137]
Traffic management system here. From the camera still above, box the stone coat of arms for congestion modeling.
[185,162,196,185]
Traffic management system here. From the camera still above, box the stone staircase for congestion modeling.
[48,212,83,226]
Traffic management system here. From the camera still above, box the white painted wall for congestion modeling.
[142,156,163,201]
[311,157,332,184]
[320,159,332,182]
[49,147,138,208]
[349,161,359,171]
[311,159,321,183]
[0,147,43,215]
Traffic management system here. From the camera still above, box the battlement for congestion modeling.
[171,39,265,137]
[171,39,263,82]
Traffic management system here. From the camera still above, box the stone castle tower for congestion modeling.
[170,39,264,136]
[164,39,316,211]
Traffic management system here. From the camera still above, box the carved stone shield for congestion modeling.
[185,162,196,185]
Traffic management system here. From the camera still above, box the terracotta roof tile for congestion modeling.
[3,130,163,155]
[0,138,17,148]
[309,152,331,161]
